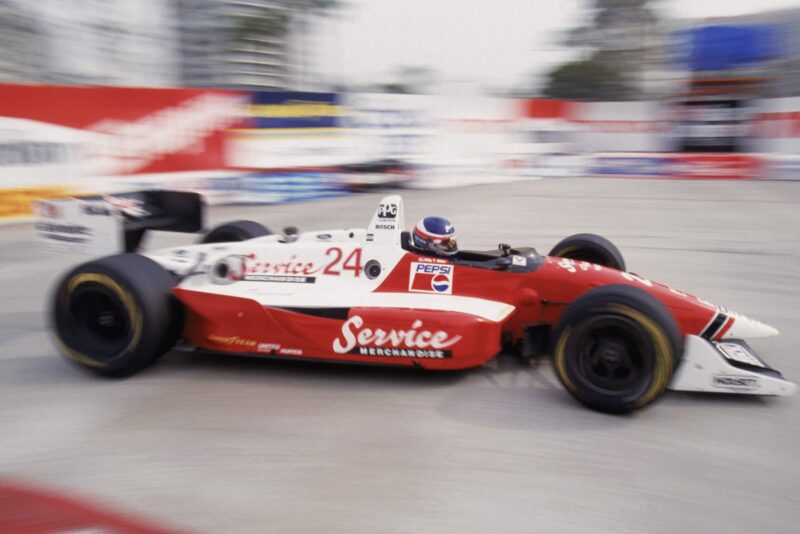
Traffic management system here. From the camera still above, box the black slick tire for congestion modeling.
[51,253,182,377]
[549,233,626,271]
[552,284,681,413]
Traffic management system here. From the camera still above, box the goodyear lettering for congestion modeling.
[208,334,257,348]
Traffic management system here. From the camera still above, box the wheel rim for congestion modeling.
[68,284,133,361]
[567,314,654,398]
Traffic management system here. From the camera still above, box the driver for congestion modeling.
[410,216,458,256]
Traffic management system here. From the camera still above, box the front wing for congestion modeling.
[669,335,797,396]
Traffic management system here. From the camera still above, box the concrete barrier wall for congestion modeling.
[2,85,798,222]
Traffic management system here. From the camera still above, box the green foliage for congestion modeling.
[543,57,634,101]
[543,0,659,100]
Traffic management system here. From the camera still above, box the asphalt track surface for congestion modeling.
[1,177,799,533]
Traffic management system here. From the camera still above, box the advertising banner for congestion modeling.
[750,96,800,154]
[0,84,246,220]
[430,95,522,166]
[765,155,800,181]
[341,92,433,162]
[229,91,350,169]
[670,153,763,180]
[421,95,531,185]
[591,152,764,180]
[0,84,245,177]
[570,101,676,153]
[592,154,672,177]
[121,170,347,205]
[237,171,346,203]
[518,99,581,176]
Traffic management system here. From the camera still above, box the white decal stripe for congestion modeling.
[182,287,515,323]
[356,292,515,322]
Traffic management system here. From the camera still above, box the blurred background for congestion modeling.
[2,2,800,533]
[2,0,800,220]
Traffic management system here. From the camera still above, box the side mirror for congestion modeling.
[498,243,512,256]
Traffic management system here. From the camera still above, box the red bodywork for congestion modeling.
[174,253,718,370]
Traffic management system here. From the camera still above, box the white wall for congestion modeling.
[570,101,676,153]
[751,97,800,154]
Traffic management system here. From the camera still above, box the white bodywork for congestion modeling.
[669,336,796,396]
[147,195,515,324]
[36,197,124,256]
[717,312,780,340]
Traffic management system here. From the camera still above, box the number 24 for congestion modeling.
[323,247,362,276]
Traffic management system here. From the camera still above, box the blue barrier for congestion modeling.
[591,156,671,176]
[237,171,347,203]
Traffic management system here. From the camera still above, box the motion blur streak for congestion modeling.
[2,179,800,532]
[1,0,799,532]
[0,478,187,533]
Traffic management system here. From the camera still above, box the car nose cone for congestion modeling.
[720,312,780,339]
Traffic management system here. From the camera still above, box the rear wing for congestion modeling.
[36,190,203,255]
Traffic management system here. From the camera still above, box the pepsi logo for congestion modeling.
[409,262,453,295]
[431,274,450,293]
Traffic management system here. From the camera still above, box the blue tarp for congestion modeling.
[674,24,783,71]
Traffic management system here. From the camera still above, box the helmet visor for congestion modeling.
[433,236,457,254]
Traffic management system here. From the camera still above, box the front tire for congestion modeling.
[553,285,681,413]
[51,254,182,377]
[549,233,626,271]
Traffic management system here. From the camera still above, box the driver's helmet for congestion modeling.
[411,216,457,256]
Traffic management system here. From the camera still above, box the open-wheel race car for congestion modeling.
[40,192,796,413]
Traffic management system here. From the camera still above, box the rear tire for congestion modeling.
[200,220,271,244]
[51,254,182,377]
[552,285,681,413]
[549,233,625,271]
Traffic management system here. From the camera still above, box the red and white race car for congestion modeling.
[42,192,796,413]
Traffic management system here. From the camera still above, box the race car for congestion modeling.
[40,191,796,413]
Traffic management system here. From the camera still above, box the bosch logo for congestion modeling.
[409,262,453,294]
[378,203,397,219]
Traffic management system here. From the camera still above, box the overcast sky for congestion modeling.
[313,0,800,91]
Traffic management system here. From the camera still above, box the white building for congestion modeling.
[0,0,179,86]
[175,0,293,90]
